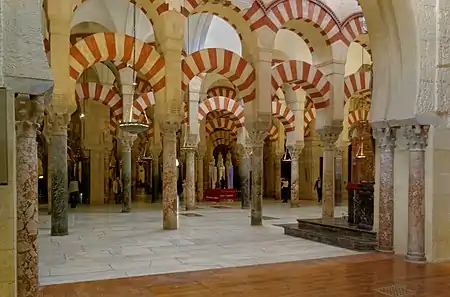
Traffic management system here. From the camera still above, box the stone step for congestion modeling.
[296,219,376,241]
[282,224,377,252]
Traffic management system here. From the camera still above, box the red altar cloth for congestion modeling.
[204,189,238,202]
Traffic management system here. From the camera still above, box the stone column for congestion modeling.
[318,127,341,219]
[104,151,110,202]
[183,147,196,210]
[404,125,429,262]
[120,134,135,213]
[152,147,161,203]
[265,144,276,199]
[50,113,70,236]
[239,145,252,209]
[374,127,396,252]
[197,148,205,202]
[248,131,267,225]
[274,152,283,200]
[334,147,344,205]
[288,143,304,208]
[161,123,179,230]
[15,95,43,297]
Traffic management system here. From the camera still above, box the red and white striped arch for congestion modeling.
[271,60,331,109]
[209,130,237,143]
[182,48,256,102]
[266,124,279,142]
[348,109,369,127]
[181,101,189,125]
[135,77,152,94]
[212,138,233,148]
[272,101,295,132]
[341,14,371,54]
[207,86,237,100]
[266,0,342,45]
[304,125,311,137]
[198,96,244,128]
[205,117,238,136]
[132,92,155,120]
[75,83,123,119]
[344,70,372,104]
[304,97,315,137]
[69,33,165,93]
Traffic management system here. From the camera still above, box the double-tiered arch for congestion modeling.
[198,96,244,128]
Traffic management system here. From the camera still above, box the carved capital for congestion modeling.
[404,125,429,152]
[317,126,341,150]
[247,129,267,148]
[287,143,305,161]
[15,94,44,138]
[119,133,137,152]
[182,134,198,149]
[374,127,397,151]
[48,111,70,136]
[239,145,253,160]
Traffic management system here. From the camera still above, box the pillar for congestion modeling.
[104,150,110,202]
[120,134,135,213]
[239,145,252,209]
[334,147,344,205]
[266,144,276,199]
[183,148,196,210]
[274,152,283,200]
[375,127,396,252]
[288,143,304,208]
[197,148,205,202]
[152,147,161,203]
[50,112,70,236]
[249,131,267,225]
[318,127,340,219]
[404,125,429,262]
[161,123,179,230]
[16,95,43,297]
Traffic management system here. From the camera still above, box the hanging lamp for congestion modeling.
[119,5,149,134]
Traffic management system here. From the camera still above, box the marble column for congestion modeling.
[50,113,70,236]
[162,123,179,230]
[404,125,429,262]
[15,95,43,297]
[266,144,276,199]
[197,148,205,202]
[274,152,283,200]
[239,145,252,209]
[104,151,110,202]
[288,144,304,208]
[318,127,341,219]
[249,131,267,226]
[183,148,196,210]
[334,147,344,205]
[374,127,396,252]
[120,135,135,213]
[152,147,161,202]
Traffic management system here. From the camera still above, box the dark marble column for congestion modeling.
[50,112,70,236]
[374,127,396,252]
[120,134,135,213]
[248,130,267,226]
[183,147,196,210]
[15,95,44,297]
[404,125,429,262]
[152,147,161,203]
[288,143,304,208]
[161,123,179,230]
[274,151,283,200]
[239,145,252,209]
[196,147,205,202]
[318,127,341,219]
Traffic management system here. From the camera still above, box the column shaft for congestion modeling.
[152,152,160,203]
[249,131,266,226]
[51,114,69,236]
[239,147,252,209]
[16,95,43,297]
[274,153,282,200]
[184,149,196,210]
[376,128,396,252]
[405,126,428,262]
[162,124,179,230]
[121,148,132,212]
[196,152,204,202]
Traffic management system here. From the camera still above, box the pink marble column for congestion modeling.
[318,127,341,219]
[196,148,205,202]
[248,130,267,226]
[183,148,196,210]
[374,127,396,252]
[288,144,304,208]
[404,125,429,262]
[15,95,44,297]
[161,123,179,230]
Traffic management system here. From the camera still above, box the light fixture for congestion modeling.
[79,113,85,119]
[38,175,44,179]
[119,5,149,135]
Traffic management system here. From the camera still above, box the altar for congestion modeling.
[204,188,238,202]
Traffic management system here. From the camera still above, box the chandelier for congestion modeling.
[119,5,149,134]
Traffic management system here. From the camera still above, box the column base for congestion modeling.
[121,209,131,213]
[163,224,178,231]
[376,247,394,253]
[241,205,249,209]
[405,253,426,263]
[250,219,262,226]
[290,200,300,208]
[51,231,68,236]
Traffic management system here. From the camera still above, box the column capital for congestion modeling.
[160,121,180,134]
[247,129,268,148]
[317,126,341,150]
[239,145,253,160]
[404,125,429,151]
[48,112,70,136]
[374,127,397,150]
[197,145,206,158]
[119,133,137,152]
[287,143,305,161]
[15,94,44,137]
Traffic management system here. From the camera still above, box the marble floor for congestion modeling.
[38,201,356,285]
